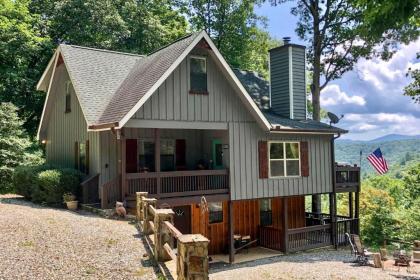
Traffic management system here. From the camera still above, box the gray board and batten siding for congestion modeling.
[43,64,101,178]
[128,46,334,201]
[269,44,306,120]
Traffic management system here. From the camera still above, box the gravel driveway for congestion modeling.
[210,249,420,280]
[0,195,156,280]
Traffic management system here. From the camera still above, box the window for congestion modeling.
[138,140,155,172]
[190,56,207,93]
[65,81,71,113]
[260,199,272,226]
[269,142,300,177]
[208,202,223,224]
[138,139,175,172]
[75,141,88,174]
[160,139,175,171]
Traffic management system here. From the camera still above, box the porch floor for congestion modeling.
[210,246,284,264]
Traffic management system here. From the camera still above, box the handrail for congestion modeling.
[126,169,228,179]
[149,205,156,216]
[164,221,182,239]
[164,242,177,260]
[80,173,100,186]
[287,224,331,234]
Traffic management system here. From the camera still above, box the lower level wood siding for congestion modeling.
[188,196,305,255]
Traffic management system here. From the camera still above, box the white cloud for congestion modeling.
[321,84,366,106]
[356,39,420,91]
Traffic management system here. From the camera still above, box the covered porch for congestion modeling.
[100,126,230,209]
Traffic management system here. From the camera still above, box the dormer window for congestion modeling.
[189,56,207,94]
[65,81,71,113]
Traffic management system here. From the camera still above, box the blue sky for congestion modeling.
[256,2,420,141]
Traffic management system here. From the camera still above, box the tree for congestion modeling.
[404,52,420,103]
[0,0,53,136]
[359,186,397,246]
[0,103,43,193]
[270,0,418,212]
[183,0,279,78]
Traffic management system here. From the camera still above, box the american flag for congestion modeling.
[367,148,389,174]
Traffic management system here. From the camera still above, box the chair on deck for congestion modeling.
[348,234,372,265]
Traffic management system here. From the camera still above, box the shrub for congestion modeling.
[13,165,81,205]
[13,164,51,199]
[32,168,81,205]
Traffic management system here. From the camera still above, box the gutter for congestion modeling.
[88,122,119,130]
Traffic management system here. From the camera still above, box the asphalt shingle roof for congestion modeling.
[60,45,143,124]
[96,32,200,125]
[53,32,346,134]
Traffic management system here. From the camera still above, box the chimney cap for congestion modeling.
[282,37,291,44]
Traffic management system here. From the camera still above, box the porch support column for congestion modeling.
[282,197,289,253]
[154,128,161,195]
[348,192,353,218]
[121,129,127,200]
[228,200,235,263]
[355,191,360,234]
[329,193,337,249]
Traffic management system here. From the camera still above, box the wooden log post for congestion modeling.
[136,192,148,221]
[282,197,289,253]
[142,198,157,235]
[228,200,235,263]
[177,234,209,280]
[153,209,175,262]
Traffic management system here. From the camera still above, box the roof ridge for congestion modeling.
[146,32,198,56]
[60,44,145,58]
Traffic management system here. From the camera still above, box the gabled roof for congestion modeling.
[37,31,346,137]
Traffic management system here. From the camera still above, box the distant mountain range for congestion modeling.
[335,134,420,176]
[338,134,420,143]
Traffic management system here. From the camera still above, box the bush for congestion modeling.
[13,165,51,199]
[13,165,81,205]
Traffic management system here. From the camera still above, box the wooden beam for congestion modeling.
[154,128,161,195]
[355,191,360,234]
[283,197,289,253]
[329,193,337,249]
[228,200,235,263]
[348,192,353,218]
[121,129,127,200]
[125,119,228,130]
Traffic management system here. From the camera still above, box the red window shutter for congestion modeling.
[258,141,268,178]
[300,141,309,177]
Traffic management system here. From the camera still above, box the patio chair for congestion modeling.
[351,234,372,265]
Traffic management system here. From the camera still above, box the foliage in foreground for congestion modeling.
[13,165,82,205]
[358,163,420,246]
[0,103,44,193]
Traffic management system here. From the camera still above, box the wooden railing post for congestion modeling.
[282,197,289,253]
[100,185,107,209]
[136,192,148,221]
[142,198,157,235]
[154,209,175,261]
[177,234,209,280]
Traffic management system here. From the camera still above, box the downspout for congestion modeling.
[331,133,341,248]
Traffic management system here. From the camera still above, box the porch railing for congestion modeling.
[287,224,332,252]
[336,218,359,245]
[335,164,360,192]
[259,226,284,251]
[100,176,120,209]
[125,169,229,198]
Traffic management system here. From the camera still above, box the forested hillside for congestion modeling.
[335,138,420,177]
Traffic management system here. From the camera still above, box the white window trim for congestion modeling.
[268,141,301,178]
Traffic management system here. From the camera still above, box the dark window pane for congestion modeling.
[190,57,207,92]
[286,143,299,159]
[215,143,223,166]
[286,160,300,176]
[209,202,223,224]
[270,143,284,159]
[79,143,86,173]
[270,160,284,177]
[260,211,272,227]
[65,94,71,112]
